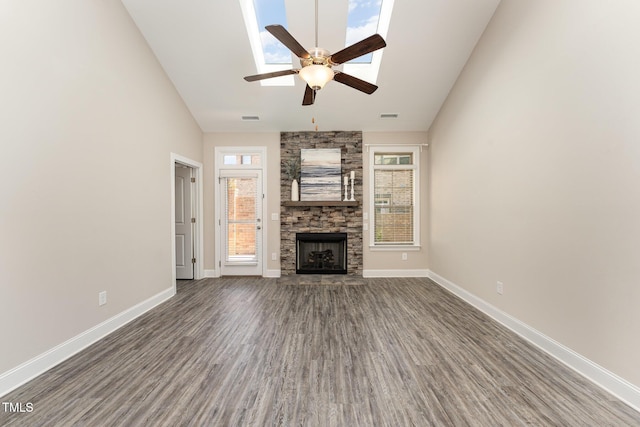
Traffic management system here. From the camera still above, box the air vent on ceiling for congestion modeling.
[380,113,398,119]
[241,115,260,121]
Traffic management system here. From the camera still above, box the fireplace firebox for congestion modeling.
[296,233,347,274]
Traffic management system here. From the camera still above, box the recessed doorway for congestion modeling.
[171,153,203,292]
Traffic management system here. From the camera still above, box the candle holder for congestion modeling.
[343,179,349,201]
[349,176,356,201]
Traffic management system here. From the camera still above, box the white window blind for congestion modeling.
[374,169,414,244]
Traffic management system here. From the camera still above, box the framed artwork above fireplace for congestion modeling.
[300,148,342,201]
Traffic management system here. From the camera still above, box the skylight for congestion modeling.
[239,0,294,86]
[342,0,394,83]
[345,0,384,64]
[239,0,394,87]
[253,0,291,65]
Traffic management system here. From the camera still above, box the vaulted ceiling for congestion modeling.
[121,0,500,132]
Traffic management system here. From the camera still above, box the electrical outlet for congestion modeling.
[401,252,408,261]
[496,281,504,295]
[99,291,107,306]
[271,252,278,261]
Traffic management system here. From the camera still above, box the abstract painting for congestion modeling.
[300,148,342,201]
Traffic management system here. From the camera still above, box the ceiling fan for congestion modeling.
[243,5,386,106]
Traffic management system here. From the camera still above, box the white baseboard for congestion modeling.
[427,270,640,413]
[203,269,218,278]
[264,269,281,278]
[363,269,429,278]
[0,287,175,398]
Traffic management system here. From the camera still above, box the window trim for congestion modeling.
[368,145,420,250]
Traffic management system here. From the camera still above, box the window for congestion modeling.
[345,0,385,64]
[342,0,394,84]
[369,146,420,248]
[223,154,261,166]
[253,0,290,64]
[238,0,294,87]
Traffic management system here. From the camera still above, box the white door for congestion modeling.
[220,170,263,276]
[175,165,194,279]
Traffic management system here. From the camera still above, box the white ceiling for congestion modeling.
[121,0,500,133]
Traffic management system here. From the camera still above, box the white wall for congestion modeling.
[0,0,202,378]
[429,0,640,387]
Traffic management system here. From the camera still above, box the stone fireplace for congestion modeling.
[280,131,363,276]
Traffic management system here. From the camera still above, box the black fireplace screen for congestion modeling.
[296,233,347,274]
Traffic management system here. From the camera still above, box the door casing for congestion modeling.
[214,146,267,278]
[170,153,203,292]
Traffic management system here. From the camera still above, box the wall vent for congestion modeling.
[380,113,398,119]
[241,115,260,121]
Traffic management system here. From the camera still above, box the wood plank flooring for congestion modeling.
[2,277,639,426]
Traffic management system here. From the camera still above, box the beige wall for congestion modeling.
[363,132,429,274]
[202,133,281,274]
[0,0,203,374]
[429,0,640,386]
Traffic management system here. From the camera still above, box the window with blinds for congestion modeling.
[370,149,420,246]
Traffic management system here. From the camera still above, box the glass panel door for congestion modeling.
[220,170,263,276]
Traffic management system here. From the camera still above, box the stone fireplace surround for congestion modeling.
[280,131,363,276]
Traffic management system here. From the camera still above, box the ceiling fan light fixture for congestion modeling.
[299,65,334,90]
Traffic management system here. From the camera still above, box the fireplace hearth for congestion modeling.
[296,233,347,274]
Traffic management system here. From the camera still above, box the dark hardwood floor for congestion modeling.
[2,276,639,426]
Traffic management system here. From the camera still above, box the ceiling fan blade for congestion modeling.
[302,85,315,106]
[244,69,298,82]
[266,25,310,59]
[333,72,378,94]
[329,34,386,65]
